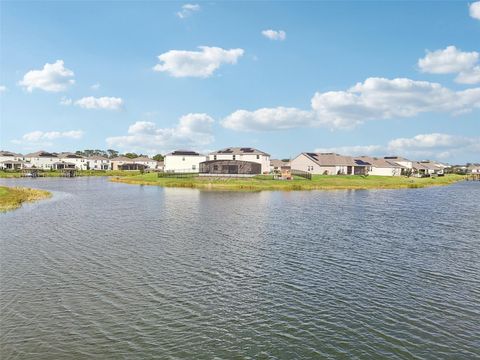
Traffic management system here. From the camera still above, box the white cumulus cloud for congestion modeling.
[153,46,244,78]
[177,3,200,18]
[222,77,480,131]
[314,145,384,156]
[418,46,478,74]
[417,46,480,84]
[12,130,84,147]
[0,85,7,93]
[106,113,215,154]
[74,96,124,110]
[470,1,480,20]
[19,60,75,92]
[261,29,286,41]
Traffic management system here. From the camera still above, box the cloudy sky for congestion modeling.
[1,1,479,163]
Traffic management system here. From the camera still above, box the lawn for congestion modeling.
[110,173,465,191]
[0,170,142,178]
[0,186,52,212]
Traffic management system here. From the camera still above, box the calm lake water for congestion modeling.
[1,177,479,359]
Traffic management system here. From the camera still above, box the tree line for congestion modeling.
[74,149,164,161]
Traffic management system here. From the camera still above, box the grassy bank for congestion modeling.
[0,186,51,212]
[0,170,141,178]
[110,173,465,191]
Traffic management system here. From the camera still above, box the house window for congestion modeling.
[192,165,196,170]
[213,155,217,160]
[233,155,236,160]
[256,155,260,159]
[213,165,218,170]
[182,157,185,161]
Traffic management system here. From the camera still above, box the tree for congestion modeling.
[107,149,119,159]
[153,154,164,162]
[124,153,138,159]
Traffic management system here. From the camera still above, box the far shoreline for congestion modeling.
[110,173,466,192]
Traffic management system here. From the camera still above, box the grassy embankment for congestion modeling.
[110,173,465,191]
[0,170,141,178]
[0,186,51,212]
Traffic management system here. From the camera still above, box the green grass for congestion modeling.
[0,170,142,178]
[110,173,465,191]
[0,186,51,212]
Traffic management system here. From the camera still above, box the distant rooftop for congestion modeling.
[166,150,203,156]
[211,147,270,156]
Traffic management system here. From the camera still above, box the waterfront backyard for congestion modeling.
[111,173,465,191]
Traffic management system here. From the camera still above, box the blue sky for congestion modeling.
[1,1,479,163]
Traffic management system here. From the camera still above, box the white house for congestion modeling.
[0,151,25,170]
[358,156,403,176]
[58,152,88,170]
[24,151,59,169]
[291,153,369,175]
[164,150,206,173]
[207,147,271,174]
[86,155,110,170]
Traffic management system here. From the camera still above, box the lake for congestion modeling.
[1,177,479,359]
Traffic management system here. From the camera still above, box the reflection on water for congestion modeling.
[1,177,479,359]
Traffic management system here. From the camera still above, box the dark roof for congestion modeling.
[211,147,270,156]
[166,150,202,156]
[303,153,363,167]
[24,151,58,158]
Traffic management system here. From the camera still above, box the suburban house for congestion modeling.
[52,161,76,170]
[199,160,262,176]
[110,156,134,170]
[270,159,291,173]
[357,156,403,176]
[207,147,271,174]
[467,164,480,174]
[86,155,110,170]
[291,153,370,175]
[131,157,158,170]
[164,150,206,173]
[419,160,449,175]
[24,151,59,169]
[156,161,165,171]
[0,151,25,170]
[58,153,88,170]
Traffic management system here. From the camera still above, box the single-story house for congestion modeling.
[270,159,291,173]
[199,159,261,176]
[110,156,134,170]
[291,153,369,175]
[467,165,480,174]
[164,150,206,173]
[131,157,158,169]
[117,163,146,171]
[357,156,403,176]
[208,147,271,174]
[0,160,25,170]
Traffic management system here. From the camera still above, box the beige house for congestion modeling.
[208,147,271,174]
[291,153,369,175]
[270,159,290,173]
[110,156,134,170]
[357,156,403,176]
